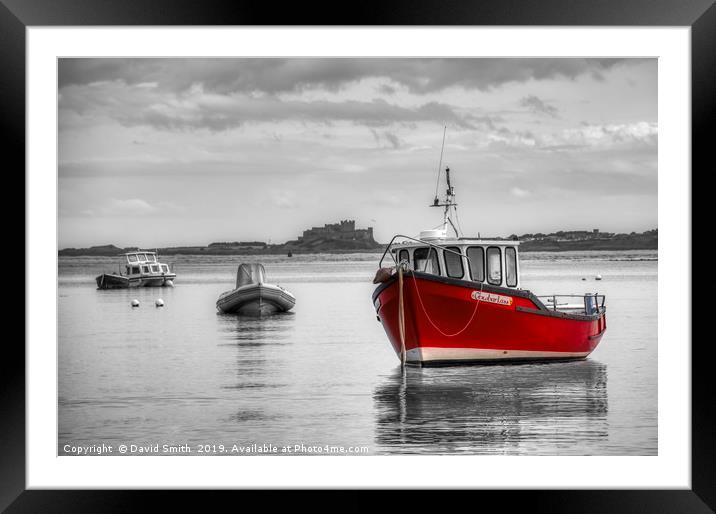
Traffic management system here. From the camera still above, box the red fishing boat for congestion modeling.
[372,160,606,366]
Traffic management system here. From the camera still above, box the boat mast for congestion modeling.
[430,127,460,237]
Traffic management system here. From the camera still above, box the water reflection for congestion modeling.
[373,360,608,455]
[216,312,296,345]
[216,313,296,398]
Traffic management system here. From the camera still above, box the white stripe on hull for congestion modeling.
[405,347,591,365]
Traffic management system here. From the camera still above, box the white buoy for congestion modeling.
[131,299,140,307]
[155,298,164,307]
[595,274,602,281]
[581,277,586,281]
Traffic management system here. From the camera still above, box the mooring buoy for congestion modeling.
[155,298,164,307]
[131,299,140,307]
[595,274,602,281]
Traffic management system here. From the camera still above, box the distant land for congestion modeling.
[513,228,657,252]
[58,223,657,256]
[59,220,382,256]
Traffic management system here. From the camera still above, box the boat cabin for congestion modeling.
[390,237,521,289]
[123,251,171,276]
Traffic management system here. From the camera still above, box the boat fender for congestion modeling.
[372,267,394,284]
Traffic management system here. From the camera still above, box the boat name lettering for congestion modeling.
[471,291,513,306]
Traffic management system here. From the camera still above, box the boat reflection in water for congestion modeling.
[217,311,296,346]
[215,313,298,428]
[373,360,608,455]
[216,312,295,386]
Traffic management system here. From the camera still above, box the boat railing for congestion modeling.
[537,294,606,314]
[378,234,471,270]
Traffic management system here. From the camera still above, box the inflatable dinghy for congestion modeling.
[216,263,295,316]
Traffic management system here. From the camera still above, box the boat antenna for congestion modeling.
[429,126,460,238]
[433,125,447,206]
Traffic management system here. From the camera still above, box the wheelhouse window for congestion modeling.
[413,247,440,275]
[150,265,160,273]
[467,246,485,282]
[486,246,502,285]
[146,254,156,262]
[127,254,138,262]
[131,266,140,274]
[505,247,518,287]
[142,266,149,273]
[398,249,410,267]
[161,265,169,273]
[444,246,464,279]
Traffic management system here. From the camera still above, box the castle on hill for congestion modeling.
[285,219,379,250]
[203,219,379,252]
[300,219,374,242]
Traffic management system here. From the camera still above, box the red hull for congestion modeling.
[373,271,606,365]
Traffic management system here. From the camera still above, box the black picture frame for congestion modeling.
[4,1,711,511]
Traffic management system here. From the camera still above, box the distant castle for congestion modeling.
[203,219,379,253]
[282,219,379,250]
[298,219,374,243]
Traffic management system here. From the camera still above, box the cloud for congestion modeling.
[100,198,156,216]
[383,131,401,149]
[371,129,403,149]
[57,58,658,248]
[465,114,502,129]
[487,122,656,152]
[537,144,588,152]
[510,187,531,198]
[520,95,559,118]
[270,190,298,210]
[377,83,397,95]
[59,58,634,94]
[58,58,654,137]
[549,122,657,148]
[60,82,475,131]
[488,128,538,148]
[90,198,183,216]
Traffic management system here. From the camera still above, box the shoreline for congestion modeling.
[58,242,657,257]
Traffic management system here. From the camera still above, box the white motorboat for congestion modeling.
[96,251,176,289]
[216,263,295,316]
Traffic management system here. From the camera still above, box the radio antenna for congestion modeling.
[429,126,460,237]
[433,125,447,205]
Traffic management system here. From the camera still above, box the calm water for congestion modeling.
[58,250,657,455]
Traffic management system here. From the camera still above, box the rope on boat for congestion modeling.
[408,269,482,338]
[398,264,407,369]
[393,258,483,367]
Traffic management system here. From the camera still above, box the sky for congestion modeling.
[58,58,657,248]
